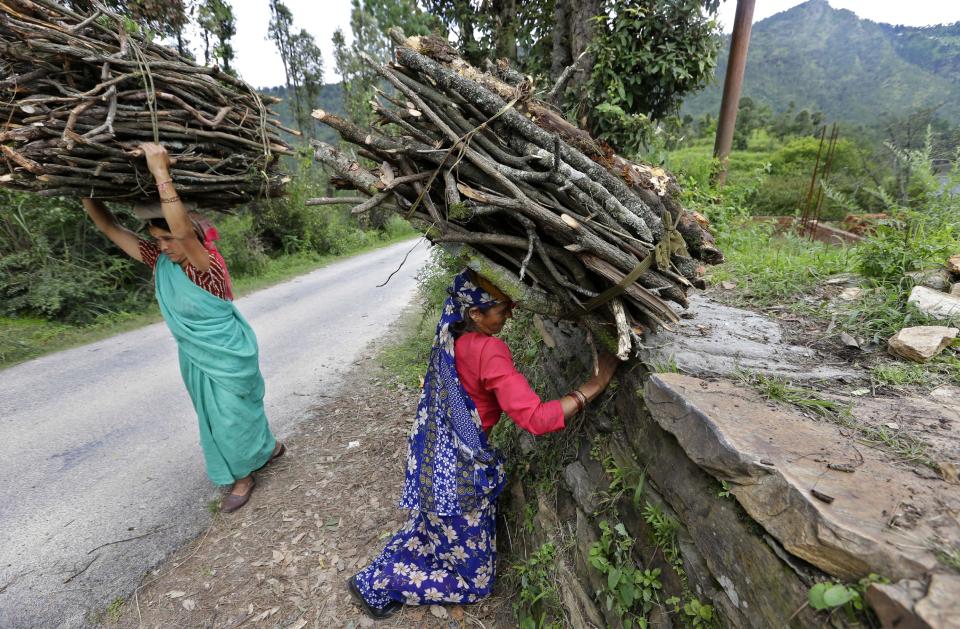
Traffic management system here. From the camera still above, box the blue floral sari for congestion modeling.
[354,270,506,608]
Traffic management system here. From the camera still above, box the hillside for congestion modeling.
[258,83,345,146]
[683,0,960,124]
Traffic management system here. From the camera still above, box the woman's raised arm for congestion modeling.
[140,142,211,271]
[82,198,143,262]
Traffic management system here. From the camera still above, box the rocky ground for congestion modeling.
[109,318,516,629]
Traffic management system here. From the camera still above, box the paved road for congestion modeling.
[0,239,430,628]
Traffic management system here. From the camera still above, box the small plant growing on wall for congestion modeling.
[589,520,664,628]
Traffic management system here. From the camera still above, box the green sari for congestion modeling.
[154,254,275,485]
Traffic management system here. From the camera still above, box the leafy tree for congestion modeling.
[733,97,772,149]
[334,0,440,125]
[586,0,722,154]
[289,30,325,137]
[196,0,236,72]
[268,0,308,135]
[423,0,555,75]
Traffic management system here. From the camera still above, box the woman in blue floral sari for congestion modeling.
[349,269,618,619]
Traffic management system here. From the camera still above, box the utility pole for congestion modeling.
[712,0,755,187]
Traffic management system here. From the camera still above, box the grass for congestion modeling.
[707,222,856,306]
[740,372,938,469]
[645,355,680,374]
[378,305,438,387]
[0,232,419,371]
[743,372,850,420]
[930,538,960,572]
[870,362,932,387]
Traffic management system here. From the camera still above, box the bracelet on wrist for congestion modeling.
[574,389,588,409]
[567,391,585,413]
[160,195,181,204]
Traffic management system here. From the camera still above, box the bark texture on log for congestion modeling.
[0,0,292,209]
[309,30,724,356]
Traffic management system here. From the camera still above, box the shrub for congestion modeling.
[213,213,269,277]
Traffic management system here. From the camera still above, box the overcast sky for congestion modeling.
[229,1,960,89]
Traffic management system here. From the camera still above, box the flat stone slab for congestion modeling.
[640,294,858,381]
[644,373,960,586]
[908,286,960,321]
[887,326,958,362]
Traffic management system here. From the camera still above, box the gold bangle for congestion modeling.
[159,195,181,204]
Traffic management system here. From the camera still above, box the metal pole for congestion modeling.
[712,0,756,187]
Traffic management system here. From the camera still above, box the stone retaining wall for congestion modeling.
[495,303,958,628]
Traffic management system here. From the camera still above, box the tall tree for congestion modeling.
[334,0,440,125]
[267,0,305,133]
[289,30,325,137]
[197,0,236,72]
[585,0,722,153]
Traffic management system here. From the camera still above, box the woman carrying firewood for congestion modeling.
[348,269,618,619]
[81,142,284,513]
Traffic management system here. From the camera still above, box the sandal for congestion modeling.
[221,477,255,513]
[256,442,286,472]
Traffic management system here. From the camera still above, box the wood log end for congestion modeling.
[560,214,580,230]
[311,109,328,121]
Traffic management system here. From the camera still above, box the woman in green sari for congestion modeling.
[82,142,283,513]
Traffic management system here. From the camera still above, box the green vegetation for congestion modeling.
[740,372,937,470]
[0,155,417,370]
[589,520,665,628]
[805,574,887,623]
[683,0,960,126]
[510,542,565,629]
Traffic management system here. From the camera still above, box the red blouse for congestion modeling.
[454,331,564,436]
[138,239,231,301]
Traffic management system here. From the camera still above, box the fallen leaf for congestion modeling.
[181,599,196,611]
[347,441,360,449]
[430,605,449,619]
[251,607,280,622]
[721,281,737,290]
[840,332,860,349]
[849,388,870,396]
[289,620,308,629]
[165,590,186,599]
[450,606,465,621]
[940,462,958,484]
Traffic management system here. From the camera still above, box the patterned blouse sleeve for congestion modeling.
[478,336,565,436]
[138,238,160,269]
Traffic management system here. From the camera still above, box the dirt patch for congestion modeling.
[112,318,515,629]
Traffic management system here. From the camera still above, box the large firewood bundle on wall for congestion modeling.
[311,28,724,358]
[0,0,292,208]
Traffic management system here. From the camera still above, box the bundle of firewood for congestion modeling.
[310,29,724,355]
[0,0,292,208]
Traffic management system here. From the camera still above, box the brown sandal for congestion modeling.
[256,442,286,472]
[222,477,255,513]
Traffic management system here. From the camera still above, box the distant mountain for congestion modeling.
[258,83,345,145]
[683,0,960,125]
